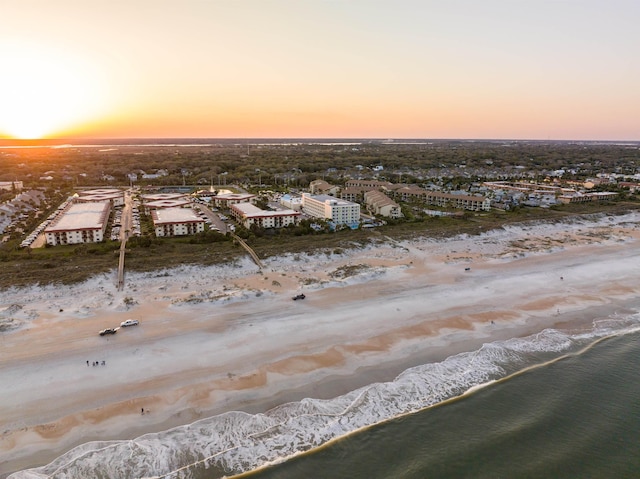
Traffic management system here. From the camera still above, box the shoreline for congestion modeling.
[2,212,640,477]
[0,307,609,478]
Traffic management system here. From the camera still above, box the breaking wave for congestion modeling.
[11,314,640,479]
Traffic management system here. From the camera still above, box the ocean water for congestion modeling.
[10,309,640,479]
[244,328,640,479]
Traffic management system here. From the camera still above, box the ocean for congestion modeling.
[242,328,640,479]
[11,309,640,479]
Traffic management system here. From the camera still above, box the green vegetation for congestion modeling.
[2,200,637,290]
[1,140,639,190]
[1,140,639,290]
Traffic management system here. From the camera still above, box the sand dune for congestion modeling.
[2,213,640,477]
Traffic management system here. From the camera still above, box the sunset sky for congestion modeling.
[1,0,638,140]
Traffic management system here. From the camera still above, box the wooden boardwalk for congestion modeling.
[231,233,264,271]
[117,233,262,290]
[117,234,127,290]
[116,192,133,291]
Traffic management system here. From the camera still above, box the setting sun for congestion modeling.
[0,42,108,139]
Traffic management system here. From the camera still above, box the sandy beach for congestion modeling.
[2,213,640,477]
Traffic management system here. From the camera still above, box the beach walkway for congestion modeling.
[116,193,134,291]
[117,236,126,290]
[231,233,264,271]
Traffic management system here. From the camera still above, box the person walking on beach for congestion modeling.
[141,407,144,415]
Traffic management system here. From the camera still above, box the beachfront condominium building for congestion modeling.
[393,186,491,212]
[151,207,205,237]
[363,190,403,219]
[44,201,111,246]
[301,193,360,227]
[229,203,300,229]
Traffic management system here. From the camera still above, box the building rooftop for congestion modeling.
[77,193,123,202]
[79,188,123,196]
[305,194,357,206]
[145,199,192,209]
[365,190,399,208]
[142,193,189,202]
[233,203,299,218]
[45,202,110,232]
[215,193,255,200]
[152,207,203,225]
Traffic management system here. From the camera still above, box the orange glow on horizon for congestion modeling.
[1,2,638,142]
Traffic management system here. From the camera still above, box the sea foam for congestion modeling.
[10,312,640,479]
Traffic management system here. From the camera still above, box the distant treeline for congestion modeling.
[1,140,639,190]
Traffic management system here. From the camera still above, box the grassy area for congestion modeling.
[0,235,244,289]
[1,201,639,290]
[0,243,122,288]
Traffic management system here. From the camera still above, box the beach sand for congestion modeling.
[2,213,640,477]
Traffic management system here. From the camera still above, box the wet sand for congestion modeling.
[2,214,640,477]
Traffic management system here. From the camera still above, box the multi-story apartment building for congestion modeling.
[230,203,300,229]
[301,194,360,227]
[151,207,205,237]
[44,201,111,246]
[363,190,403,218]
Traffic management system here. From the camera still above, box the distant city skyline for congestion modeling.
[1,0,638,141]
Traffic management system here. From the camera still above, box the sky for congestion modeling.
[0,0,638,140]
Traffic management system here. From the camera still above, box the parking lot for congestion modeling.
[194,203,228,233]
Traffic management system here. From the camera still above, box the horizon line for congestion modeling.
[1,136,639,145]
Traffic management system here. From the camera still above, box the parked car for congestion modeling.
[292,293,306,300]
[120,319,139,327]
[99,328,117,336]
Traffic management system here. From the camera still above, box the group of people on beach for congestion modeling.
[85,360,147,415]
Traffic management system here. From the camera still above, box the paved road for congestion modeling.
[119,191,133,241]
[195,203,262,270]
[196,203,228,233]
